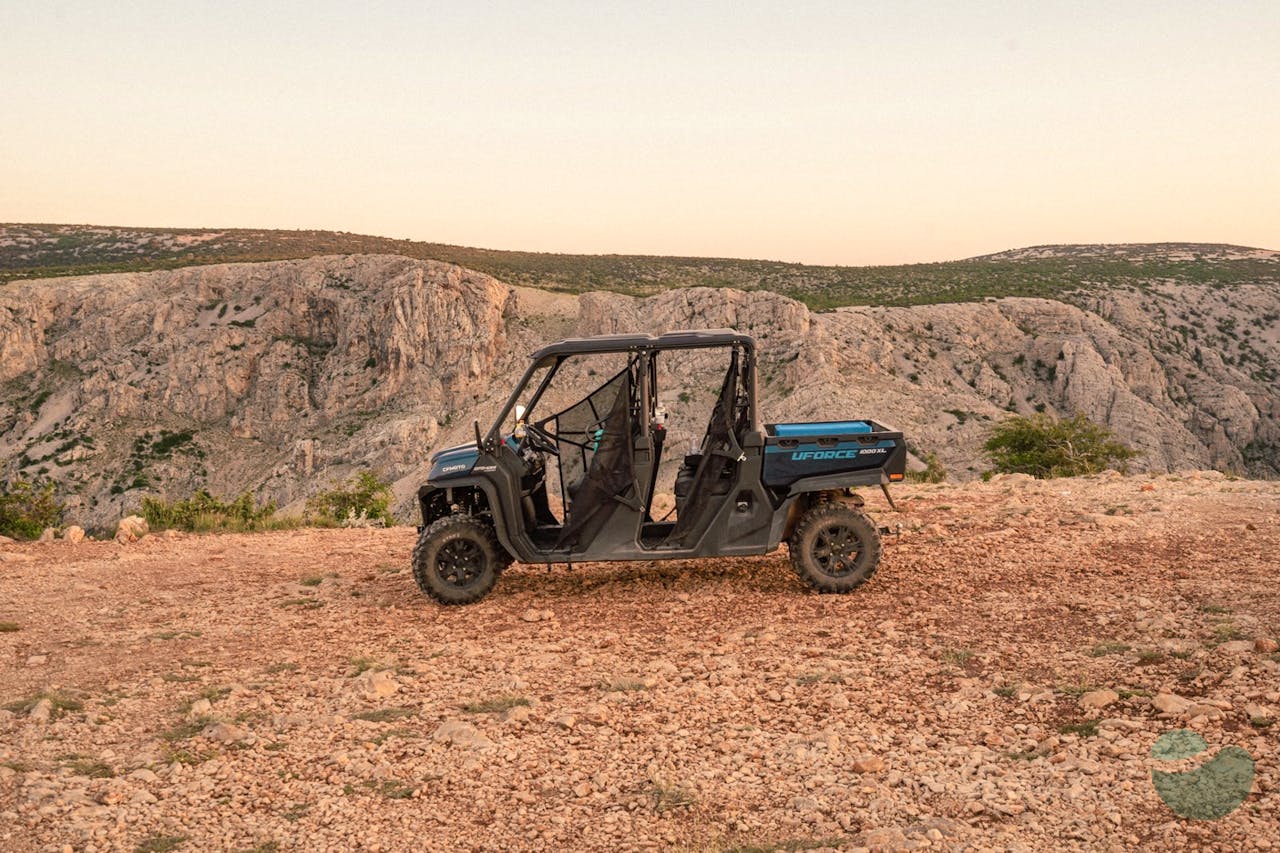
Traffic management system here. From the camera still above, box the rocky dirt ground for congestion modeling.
[1,471,1278,852]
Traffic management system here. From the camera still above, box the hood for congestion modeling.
[428,442,479,481]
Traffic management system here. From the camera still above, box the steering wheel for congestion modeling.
[523,422,560,456]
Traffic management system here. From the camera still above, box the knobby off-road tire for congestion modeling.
[788,502,882,593]
[412,515,512,605]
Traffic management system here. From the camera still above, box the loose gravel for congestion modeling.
[2,471,1278,852]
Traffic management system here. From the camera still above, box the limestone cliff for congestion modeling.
[2,255,1276,527]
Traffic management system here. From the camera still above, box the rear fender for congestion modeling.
[770,488,865,546]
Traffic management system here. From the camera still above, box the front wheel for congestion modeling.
[788,502,882,593]
[412,515,511,605]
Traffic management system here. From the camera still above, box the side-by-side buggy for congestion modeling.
[413,330,906,604]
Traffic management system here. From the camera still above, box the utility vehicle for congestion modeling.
[412,330,906,604]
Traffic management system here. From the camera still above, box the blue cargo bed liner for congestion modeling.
[767,421,874,437]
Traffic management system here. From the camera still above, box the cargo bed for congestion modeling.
[762,419,907,488]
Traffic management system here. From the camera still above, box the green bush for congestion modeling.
[306,471,395,527]
[0,479,63,540]
[140,490,281,533]
[984,413,1138,479]
[906,450,947,483]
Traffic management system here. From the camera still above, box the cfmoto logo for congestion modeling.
[1150,729,1254,819]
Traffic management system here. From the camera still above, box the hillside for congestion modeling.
[3,223,1278,309]
[2,474,1278,850]
[2,254,1278,530]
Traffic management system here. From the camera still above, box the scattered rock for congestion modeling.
[1078,689,1120,710]
[354,669,399,699]
[500,705,532,724]
[203,722,253,744]
[852,756,886,773]
[114,516,149,543]
[1186,703,1225,720]
[1152,693,1193,715]
[791,795,820,812]
[432,720,492,750]
[28,698,53,723]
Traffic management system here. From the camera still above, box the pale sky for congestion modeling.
[2,1,1277,265]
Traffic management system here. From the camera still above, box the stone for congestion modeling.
[1255,638,1278,654]
[114,516,149,543]
[28,698,53,723]
[62,526,85,543]
[1217,640,1255,654]
[432,720,492,750]
[521,609,542,623]
[354,669,398,699]
[189,699,213,717]
[38,527,56,543]
[852,756,886,773]
[203,722,252,744]
[1186,703,1224,720]
[791,795,820,812]
[1078,689,1120,710]
[127,769,159,783]
[1152,693,1192,714]
[500,705,532,724]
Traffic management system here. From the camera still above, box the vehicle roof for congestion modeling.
[530,328,755,361]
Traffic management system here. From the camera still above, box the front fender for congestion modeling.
[416,478,520,562]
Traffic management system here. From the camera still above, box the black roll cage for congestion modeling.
[480,329,761,451]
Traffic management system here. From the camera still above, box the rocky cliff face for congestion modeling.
[2,255,1277,527]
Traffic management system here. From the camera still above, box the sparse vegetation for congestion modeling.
[306,470,395,527]
[905,450,947,483]
[1058,719,1099,738]
[139,489,284,533]
[4,690,83,720]
[723,839,849,853]
[600,678,648,693]
[4,226,1276,311]
[1089,642,1131,657]
[649,779,697,813]
[983,413,1138,478]
[462,695,530,714]
[940,648,975,667]
[0,478,63,540]
[352,707,416,723]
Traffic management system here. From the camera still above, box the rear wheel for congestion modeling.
[788,502,881,593]
[412,515,511,605]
